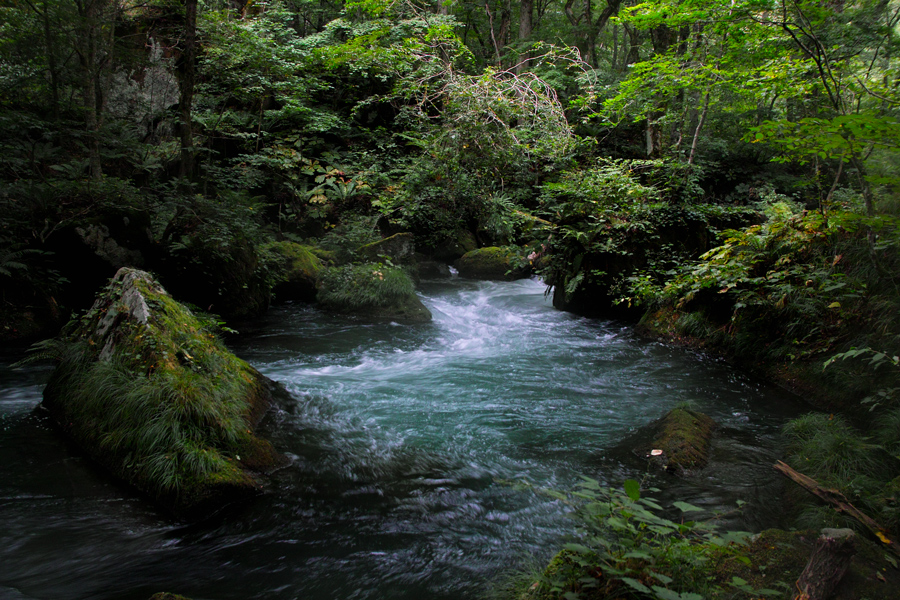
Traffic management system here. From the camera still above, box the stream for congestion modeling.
[0,276,805,600]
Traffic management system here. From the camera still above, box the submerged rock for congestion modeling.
[456,246,531,281]
[41,268,283,517]
[640,406,716,475]
[266,241,324,303]
[317,263,431,323]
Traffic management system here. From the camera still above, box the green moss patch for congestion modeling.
[317,263,431,323]
[642,406,717,474]
[42,268,282,516]
[456,246,531,281]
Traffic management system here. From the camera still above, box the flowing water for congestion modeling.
[0,277,805,600]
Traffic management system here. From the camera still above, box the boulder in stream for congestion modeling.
[456,246,531,281]
[639,406,716,475]
[266,241,325,303]
[41,268,284,517]
[317,263,431,323]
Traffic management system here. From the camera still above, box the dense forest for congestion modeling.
[2,0,900,598]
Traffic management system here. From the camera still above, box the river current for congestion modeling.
[0,276,803,600]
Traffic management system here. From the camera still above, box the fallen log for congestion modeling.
[793,528,856,600]
[774,460,899,557]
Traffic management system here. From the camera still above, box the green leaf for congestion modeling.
[653,587,703,600]
[672,501,703,512]
[563,543,594,555]
[621,577,653,594]
[624,479,641,502]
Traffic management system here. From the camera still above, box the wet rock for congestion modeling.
[415,254,452,279]
[317,263,431,323]
[41,268,284,517]
[456,246,531,281]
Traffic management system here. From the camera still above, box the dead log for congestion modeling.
[774,460,899,557]
[793,528,856,600]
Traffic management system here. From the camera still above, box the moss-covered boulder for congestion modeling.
[430,229,478,261]
[456,246,531,281]
[41,268,283,517]
[640,406,716,475]
[265,241,324,303]
[158,228,270,321]
[317,263,431,323]
[358,232,416,265]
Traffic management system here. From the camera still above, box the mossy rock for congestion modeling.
[158,230,269,320]
[358,232,416,265]
[640,407,716,475]
[41,268,284,517]
[317,263,431,323]
[431,229,478,261]
[265,241,324,303]
[456,246,531,281]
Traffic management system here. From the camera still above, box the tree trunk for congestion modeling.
[688,90,710,165]
[794,529,856,600]
[624,24,640,66]
[178,0,197,182]
[75,0,103,180]
[515,0,533,72]
[41,1,60,120]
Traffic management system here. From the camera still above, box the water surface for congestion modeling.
[0,277,803,599]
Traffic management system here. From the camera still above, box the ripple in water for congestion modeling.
[0,277,804,599]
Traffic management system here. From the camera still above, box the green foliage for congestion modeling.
[784,412,900,532]
[657,201,900,365]
[317,262,416,312]
[532,479,773,600]
[317,214,382,263]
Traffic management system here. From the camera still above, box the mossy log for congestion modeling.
[41,268,284,517]
[641,407,716,475]
[456,246,531,281]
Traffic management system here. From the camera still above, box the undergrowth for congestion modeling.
[317,263,416,310]
[521,479,782,600]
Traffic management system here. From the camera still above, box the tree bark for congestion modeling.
[515,0,534,72]
[178,0,197,182]
[794,529,856,600]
